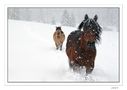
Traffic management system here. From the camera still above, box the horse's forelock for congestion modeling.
[82,18,102,43]
[56,27,61,31]
[86,19,101,33]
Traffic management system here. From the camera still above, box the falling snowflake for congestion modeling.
[78,38,81,40]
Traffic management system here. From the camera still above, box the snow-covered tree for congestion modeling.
[29,8,41,22]
[61,10,70,26]
[69,13,76,27]
[18,8,31,21]
[61,10,76,27]
[51,17,56,25]
[8,8,20,20]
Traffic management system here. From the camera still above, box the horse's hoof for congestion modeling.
[86,68,93,74]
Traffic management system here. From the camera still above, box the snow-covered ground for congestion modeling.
[8,20,119,82]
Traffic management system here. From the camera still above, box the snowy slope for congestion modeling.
[8,20,119,82]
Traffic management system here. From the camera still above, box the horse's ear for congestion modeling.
[84,14,89,20]
[94,14,98,21]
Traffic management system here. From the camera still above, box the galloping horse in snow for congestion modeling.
[53,26,65,51]
[66,14,102,74]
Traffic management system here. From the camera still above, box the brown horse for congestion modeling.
[66,14,102,74]
[53,26,65,50]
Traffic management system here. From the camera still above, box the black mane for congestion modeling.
[78,15,102,43]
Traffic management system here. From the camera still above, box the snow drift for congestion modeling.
[8,20,119,82]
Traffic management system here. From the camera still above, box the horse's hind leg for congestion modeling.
[60,44,63,51]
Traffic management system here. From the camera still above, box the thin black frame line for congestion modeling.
[7,7,121,84]
[7,7,120,8]
[7,81,120,83]
[7,7,9,83]
[118,7,120,83]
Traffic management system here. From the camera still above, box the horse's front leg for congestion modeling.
[55,43,59,50]
[86,61,94,74]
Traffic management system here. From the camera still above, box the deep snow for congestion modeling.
[8,20,119,82]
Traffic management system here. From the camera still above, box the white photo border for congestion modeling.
[4,4,123,86]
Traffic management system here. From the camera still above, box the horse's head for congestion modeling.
[79,14,102,43]
[55,26,63,36]
[56,26,62,31]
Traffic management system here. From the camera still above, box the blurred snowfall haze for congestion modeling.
[8,7,119,31]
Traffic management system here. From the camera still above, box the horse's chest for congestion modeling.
[57,35,60,39]
[76,44,96,60]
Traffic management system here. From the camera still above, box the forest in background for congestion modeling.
[8,7,119,30]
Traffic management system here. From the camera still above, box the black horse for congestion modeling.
[66,14,102,74]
